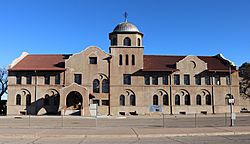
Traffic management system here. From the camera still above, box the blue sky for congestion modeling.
[0,0,249,69]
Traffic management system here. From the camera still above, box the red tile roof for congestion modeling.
[9,54,236,72]
[143,55,184,72]
[9,54,67,71]
[143,55,236,72]
[198,56,235,72]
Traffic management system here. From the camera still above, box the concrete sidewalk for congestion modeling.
[0,126,250,138]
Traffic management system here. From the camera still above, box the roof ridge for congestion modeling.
[28,54,66,56]
[144,54,186,57]
[144,54,216,57]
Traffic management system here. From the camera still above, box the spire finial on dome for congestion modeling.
[123,12,128,22]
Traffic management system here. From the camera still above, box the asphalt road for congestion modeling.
[0,134,249,144]
[0,114,249,128]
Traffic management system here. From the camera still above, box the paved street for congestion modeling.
[0,114,249,128]
[0,134,250,144]
[0,115,250,143]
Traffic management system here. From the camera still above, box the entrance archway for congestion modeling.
[66,91,83,110]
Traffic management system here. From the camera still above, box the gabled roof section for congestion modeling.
[9,54,70,71]
[143,55,236,72]
[198,55,237,72]
[143,55,185,72]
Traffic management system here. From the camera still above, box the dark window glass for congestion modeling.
[16,94,21,105]
[102,100,109,106]
[93,99,100,106]
[16,76,22,84]
[206,95,211,105]
[102,79,109,93]
[174,74,180,85]
[26,94,31,106]
[205,75,211,85]
[195,75,201,85]
[44,94,49,106]
[175,95,180,105]
[53,94,59,105]
[185,95,191,105]
[120,95,125,106]
[123,74,131,85]
[89,57,97,64]
[226,75,231,85]
[55,74,60,85]
[132,54,135,65]
[163,75,168,85]
[126,54,129,65]
[93,79,100,93]
[152,76,158,85]
[215,74,220,85]
[111,37,117,46]
[26,75,32,85]
[137,38,141,46]
[123,37,131,46]
[153,95,158,105]
[119,54,123,65]
[163,94,169,105]
[130,95,136,106]
[144,75,150,85]
[74,74,82,85]
[44,75,50,85]
[184,74,190,85]
[196,95,201,105]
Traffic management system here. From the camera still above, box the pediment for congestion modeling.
[176,55,207,74]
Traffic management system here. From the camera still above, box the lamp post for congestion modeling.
[228,63,234,127]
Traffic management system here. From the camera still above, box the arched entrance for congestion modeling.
[66,91,83,110]
[60,83,90,116]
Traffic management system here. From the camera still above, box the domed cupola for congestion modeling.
[109,13,143,47]
[109,13,144,76]
[113,22,140,33]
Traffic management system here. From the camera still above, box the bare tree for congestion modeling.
[0,67,8,102]
[239,62,250,98]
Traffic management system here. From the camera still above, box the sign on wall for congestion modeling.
[150,105,162,112]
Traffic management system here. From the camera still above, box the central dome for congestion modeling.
[113,22,139,32]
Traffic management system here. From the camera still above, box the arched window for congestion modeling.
[163,94,169,105]
[111,37,117,46]
[153,95,158,105]
[175,95,180,105]
[120,95,125,106]
[185,95,191,105]
[137,38,141,46]
[44,94,50,106]
[196,95,201,105]
[93,79,100,93]
[119,54,123,65]
[26,94,31,106]
[206,95,211,105]
[16,94,21,105]
[53,94,59,105]
[132,54,135,65]
[123,37,131,46]
[102,79,109,93]
[130,95,136,106]
[126,54,129,65]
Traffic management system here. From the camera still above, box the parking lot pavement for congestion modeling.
[0,126,250,139]
[1,114,250,128]
[0,135,250,144]
[0,115,250,143]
